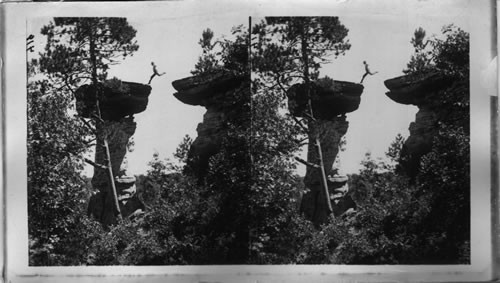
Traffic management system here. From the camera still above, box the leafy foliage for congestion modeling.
[27,79,96,265]
[252,17,351,93]
[404,24,469,77]
[28,17,140,265]
[323,25,471,264]
[40,17,138,90]
[251,17,353,225]
[406,25,470,262]
[83,22,313,264]
[191,25,248,75]
[28,18,470,265]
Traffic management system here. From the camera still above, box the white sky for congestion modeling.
[324,9,469,174]
[27,0,470,176]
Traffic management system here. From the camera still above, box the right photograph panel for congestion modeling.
[250,15,470,264]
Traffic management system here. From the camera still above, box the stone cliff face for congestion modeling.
[384,72,455,177]
[76,80,151,226]
[288,79,363,226]
[172,71,248,177]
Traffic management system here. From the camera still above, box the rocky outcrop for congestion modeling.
[289,79,363,226]
[172,71,244,106]
[384,72,455,177]
[76,80,151,121]
[172,71,249,177]
[91,118,136,189]
[87,175,145,223]
[384,72,453,105]
[77,80,150,226]
[287,80,363,120]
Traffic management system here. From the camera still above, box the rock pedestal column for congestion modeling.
[287,79,363,226]
[384,72,456,178]
[301,116,349,224]
[76,80,151,226]
[172,71,248,178]
[90,118,142,226]
[92,118,136,189]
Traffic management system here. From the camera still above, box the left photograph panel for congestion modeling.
[26,16,250,265]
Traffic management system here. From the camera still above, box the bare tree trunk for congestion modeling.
[300,28,333,218]
[89,22,122,221]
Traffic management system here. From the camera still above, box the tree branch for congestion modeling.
[291,115,308,132]
[79,117,97,135]
[63,75,76,97]
[274,72,288,98]
[295,156,320,168]
[64,150,108,170]
[83,157,108,170]
[303,112,317,122]
[91,114,104,124]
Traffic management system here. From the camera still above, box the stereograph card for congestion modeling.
[1,0,498,282]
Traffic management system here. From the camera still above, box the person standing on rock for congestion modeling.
[360,61,378,84]
[148,62,166,84]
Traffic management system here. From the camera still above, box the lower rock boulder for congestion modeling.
[87,174,145,223]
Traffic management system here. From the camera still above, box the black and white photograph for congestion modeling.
[250,14,470,264]
[2,0,497,282]
[26,13,251,265]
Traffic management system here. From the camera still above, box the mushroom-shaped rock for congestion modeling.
[172,70,250,177]
[292,78,363,226]
[384,72,456,178]
[287,80,363,120]
[172,71,246,106]
[384,72,453,106]
[76,80,152,121]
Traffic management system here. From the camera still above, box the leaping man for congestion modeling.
[360,61,378,84]
[148,62,166,85]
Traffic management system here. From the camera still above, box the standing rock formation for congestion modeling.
[76,80,151,121]
[384,72,456,177]
[288,79,363,226]
[76,80,151,226]
[172,71,249,178]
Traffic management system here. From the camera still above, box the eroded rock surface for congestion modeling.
[384,72,455,177]
[384,72,453,105]
[76,80,151,121]
[172,71,249,176]
[288,79,363,226]
[92,118,136,189]
[287,80,363,120]
[88,174,145,224]
[79,80,149,226]
[172,71,244,106]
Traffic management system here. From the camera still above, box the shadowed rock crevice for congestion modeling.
[288,79,363,226]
